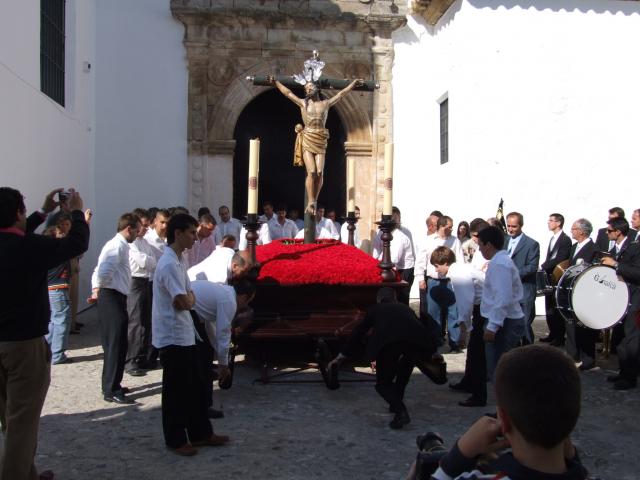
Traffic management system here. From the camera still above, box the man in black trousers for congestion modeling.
[328,288,446,429]
[602,217,640,390]
[92,213,140,404]
[0,187,89,480]
[540,213,572,346]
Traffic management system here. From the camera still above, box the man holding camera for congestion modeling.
[0,187,89,480]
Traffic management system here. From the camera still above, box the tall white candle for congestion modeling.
[347,157,355,213]
[248,138,260,215]
[383,143,394,216]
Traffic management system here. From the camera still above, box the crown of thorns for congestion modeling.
[293,50,325,86]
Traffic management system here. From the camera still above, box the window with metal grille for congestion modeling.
[40,0,66,106]
[439,98,448,164]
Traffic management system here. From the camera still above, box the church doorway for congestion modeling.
[232,89,346,218]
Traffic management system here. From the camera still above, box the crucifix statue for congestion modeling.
[247,51,378,238]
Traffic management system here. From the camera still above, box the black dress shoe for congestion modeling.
[207,407,225,419]
[126,368,147,377]
[579,361,596,371]
[459,396,487,407]
[389,410,411,429]
[104,393,135,404]
[449,382,470,393]
[539,336,554,343]
[613,379,637,390]
[606,374,621,383]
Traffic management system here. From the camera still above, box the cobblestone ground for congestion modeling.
[3,306,638,479]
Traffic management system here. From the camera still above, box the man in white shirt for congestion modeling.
[125,208,157,376]
[92,213,140,404]
[477,226,525,383]
[186,213,216,268]
[340,205,362,248]
[289,208,304,230]
[153,213,228,456]
[214,205,242,246]
[372,207,415,305]
[238,221,271,250]
[144,208,170,261]
[315,205,340,240]
[188,248,250,285]
[270,204,299,240]
[191,280,255,417]
[326,208,341,234]
[258,200,277,225]
[448,219,492,407]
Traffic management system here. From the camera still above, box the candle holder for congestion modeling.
[345,211,357,246]
[244,213,260,265]
[376,214,396,282]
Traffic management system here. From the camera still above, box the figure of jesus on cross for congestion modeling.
[266,51,363,215]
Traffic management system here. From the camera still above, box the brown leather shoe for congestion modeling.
[192,434,230,447]
[170,443,197,456]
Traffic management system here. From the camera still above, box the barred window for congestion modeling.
[40,0,66,106]
[439,98,448,164]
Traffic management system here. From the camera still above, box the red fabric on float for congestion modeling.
[255,239,390,285]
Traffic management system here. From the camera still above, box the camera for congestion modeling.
[414,432,448,480]
[58,189,72,203]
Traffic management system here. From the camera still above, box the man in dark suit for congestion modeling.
[327,288,445,429]
[563,219,598,370]
[594,207,638,252]
[505,212,540,344]
[602,217,640,389]
[540,213,572,345]
[631,209,640,243]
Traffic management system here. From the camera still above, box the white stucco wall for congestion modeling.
[0,0,97,296]
[393,0,640,301]
[93,0,188,277]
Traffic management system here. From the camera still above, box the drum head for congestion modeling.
[572,265,629,329]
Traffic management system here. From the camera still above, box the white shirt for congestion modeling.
[317,217,340,240]
[188,247,235,284]
[572,238,591,259]
[293,218,304,230]
[144,228,166,262]
[470,248,488,306]
[480,250,524,333]
[548,231,562,254]
[238,223,271,250]
[186,235,216,268]
[191,281,236,366]
[269,218,299,240]
[129,236,157,279]
[447,263,477,329]
[91,233,131,295]
[340,221,361,248]
[415,234,463,278]
[214,218,243,245]
[372,226,415,270]
[152,247,196,348]
[295,223,334,240]
[258,213,277,224]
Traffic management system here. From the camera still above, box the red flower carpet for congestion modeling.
[255,239,389,285]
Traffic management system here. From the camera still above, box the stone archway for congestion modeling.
[172,1,406,245]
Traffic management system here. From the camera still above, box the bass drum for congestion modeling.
[555,264,629,329]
